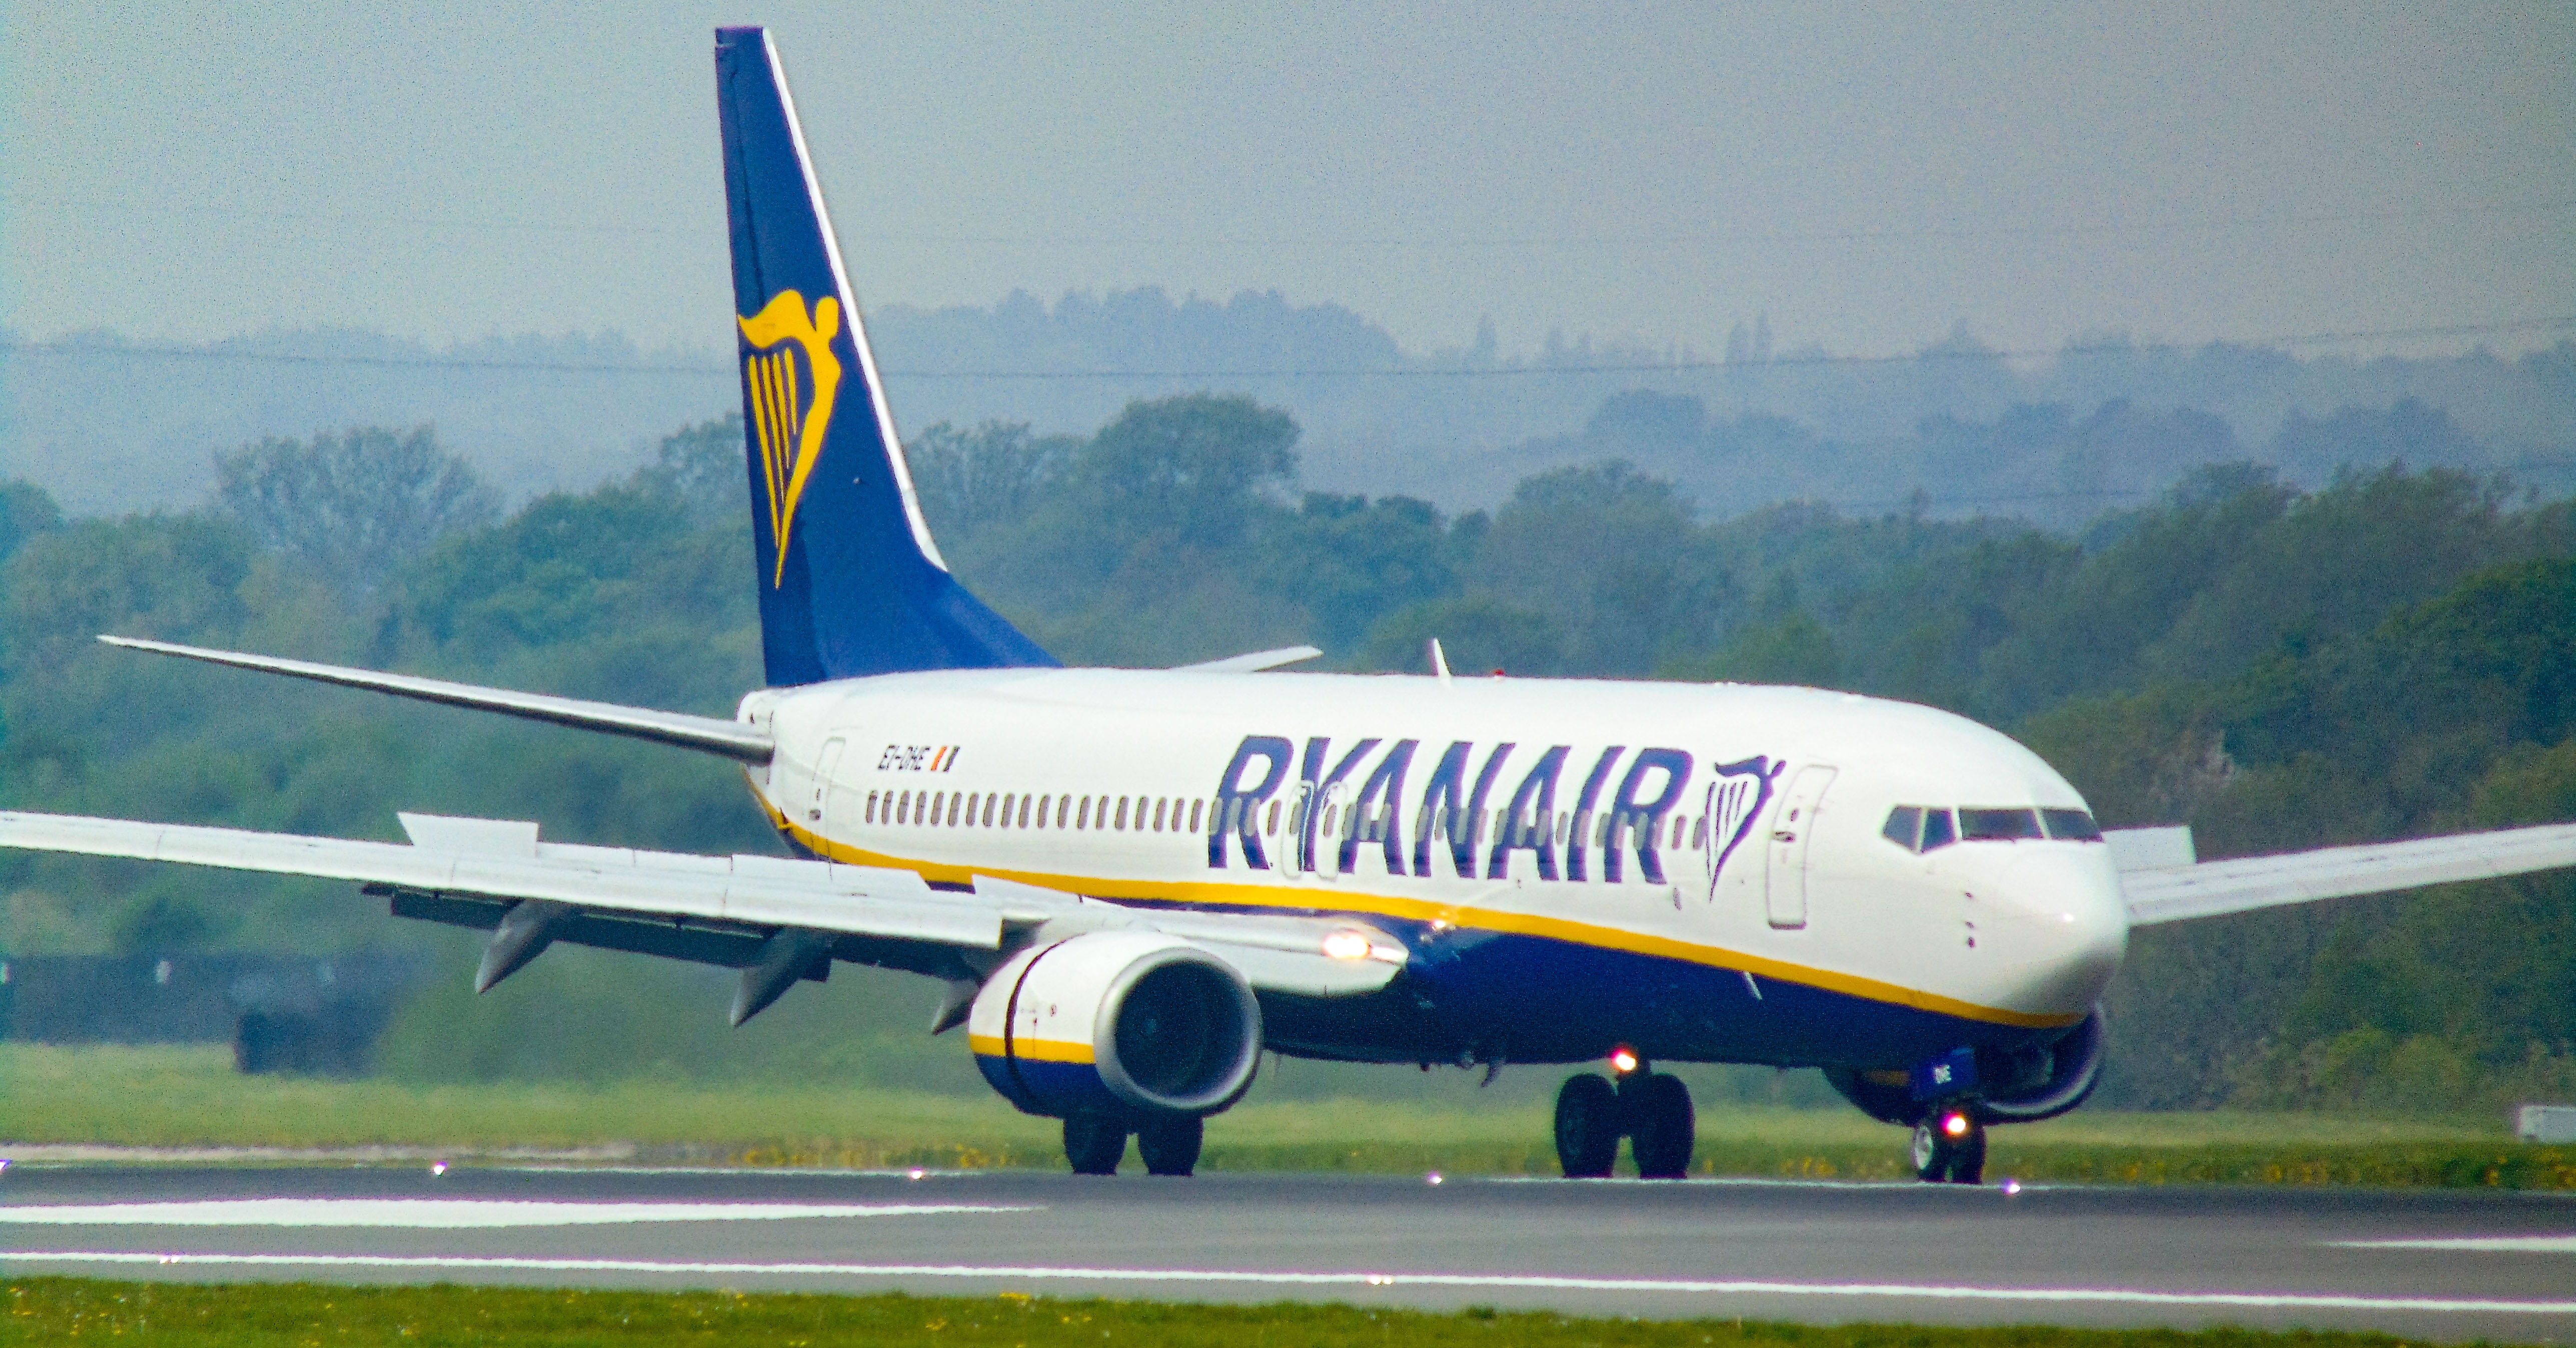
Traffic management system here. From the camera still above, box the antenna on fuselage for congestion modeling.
[1428,637,1454,688]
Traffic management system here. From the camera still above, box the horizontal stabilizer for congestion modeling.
[2123,821,2576,925]
[102,636,773,763]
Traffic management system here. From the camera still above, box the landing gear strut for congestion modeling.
[1911,1101,1985,1184]
[1553,1047,1696,1179]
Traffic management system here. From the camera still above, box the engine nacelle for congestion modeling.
[1976,1007,2105,1123]
[1826,1008,2106,1126]
[967,931,1262,1120]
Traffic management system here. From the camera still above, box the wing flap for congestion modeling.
[2122,821,2576,926]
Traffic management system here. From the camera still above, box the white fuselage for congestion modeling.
[737,668,2128,1069]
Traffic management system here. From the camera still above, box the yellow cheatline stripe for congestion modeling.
[755,796,2081,1031]
[968,1033,1095,1064]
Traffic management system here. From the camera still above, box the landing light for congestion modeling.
[1322,931,1372,961]
[1941,1112,1971,1137]
[1609,1046,1640,1074]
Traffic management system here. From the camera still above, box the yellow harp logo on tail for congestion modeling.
[738,290,844,586]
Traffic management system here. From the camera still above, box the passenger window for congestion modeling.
[1265,800,1281,836]
[2041,808,2104,841]
[1881,806,1922,851]
[1077,796,1091,830]
[1961,808,2044,842]
[1116,797,1130,830]
[1920,808,1956,851]
[865,791,879,824]
[1190,799,1205,833]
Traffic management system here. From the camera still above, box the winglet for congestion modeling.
[1175,645,1323,673]
[1429,637,1454,687]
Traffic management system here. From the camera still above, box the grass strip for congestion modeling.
[7,1045,2569,1187]
[6,1277,2544,1348]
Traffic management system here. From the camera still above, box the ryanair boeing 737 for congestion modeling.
[12,27,2576,1183]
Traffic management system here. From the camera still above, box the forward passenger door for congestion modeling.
[1765,765,1838,929]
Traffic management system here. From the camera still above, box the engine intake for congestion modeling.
[1826,1007,2106,1126]
[968,931,1262,1119]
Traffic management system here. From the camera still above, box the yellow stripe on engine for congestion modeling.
[969,1033,1095,1064]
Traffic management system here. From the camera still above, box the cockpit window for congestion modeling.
[1888,803,2097,851]
[1960,807,2045,841]
[2041,808,2104,841]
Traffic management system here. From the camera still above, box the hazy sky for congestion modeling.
[6,2,2570,361]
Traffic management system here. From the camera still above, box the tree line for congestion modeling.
[1,391,2570,1112]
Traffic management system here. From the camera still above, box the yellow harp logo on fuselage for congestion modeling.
[739,290,844,586]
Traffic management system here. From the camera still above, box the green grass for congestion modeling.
[5,1044,2571,1187]
[8,1278,2557,1348]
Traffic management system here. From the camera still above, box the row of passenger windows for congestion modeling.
[862,786,1706,852]
[865,788,1208,834]
[1881,805,2103,853]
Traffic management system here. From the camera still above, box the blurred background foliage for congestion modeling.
[3,383,2573,1116]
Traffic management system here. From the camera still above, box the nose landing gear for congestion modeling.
[1911,1101,1985,1184]
[1553,1047,1696,1178]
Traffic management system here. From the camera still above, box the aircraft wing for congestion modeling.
[0,809,1406,1016]
[2120,821,2576,926]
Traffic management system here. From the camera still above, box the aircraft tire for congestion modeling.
[1554,1073,1621,1178]
[1625,1073,1696,1178]
[1910,1119,1950,1182]
[1910,1105,1987,1183]
[1948,1126,1987,1185]
[1136,1115,1204,1176]
[1062,1112,1128,1175]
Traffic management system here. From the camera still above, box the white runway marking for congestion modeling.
[2335,1235,2576,1253]
[7,1251,2575,1315]
[0,1200,1032,1228]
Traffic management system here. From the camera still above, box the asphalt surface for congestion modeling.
[4,1164,2574,1339]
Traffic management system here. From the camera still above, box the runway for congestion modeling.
[4,1165,2574,1339]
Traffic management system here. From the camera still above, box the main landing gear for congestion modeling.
[1063,1112,1204,1176]
[1554,1046,1696,1179]
[1911,1100,1985,1184]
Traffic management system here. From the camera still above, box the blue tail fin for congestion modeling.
[714,27,1056,686]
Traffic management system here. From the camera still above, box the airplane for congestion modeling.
[10,25,2576,1184]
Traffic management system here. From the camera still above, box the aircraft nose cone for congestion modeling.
[1988,847,2129,1012]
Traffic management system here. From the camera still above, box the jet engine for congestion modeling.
[1826,1008,2106,1125]
[1974,1007,2106,1123]
[967,931,1262,1120]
